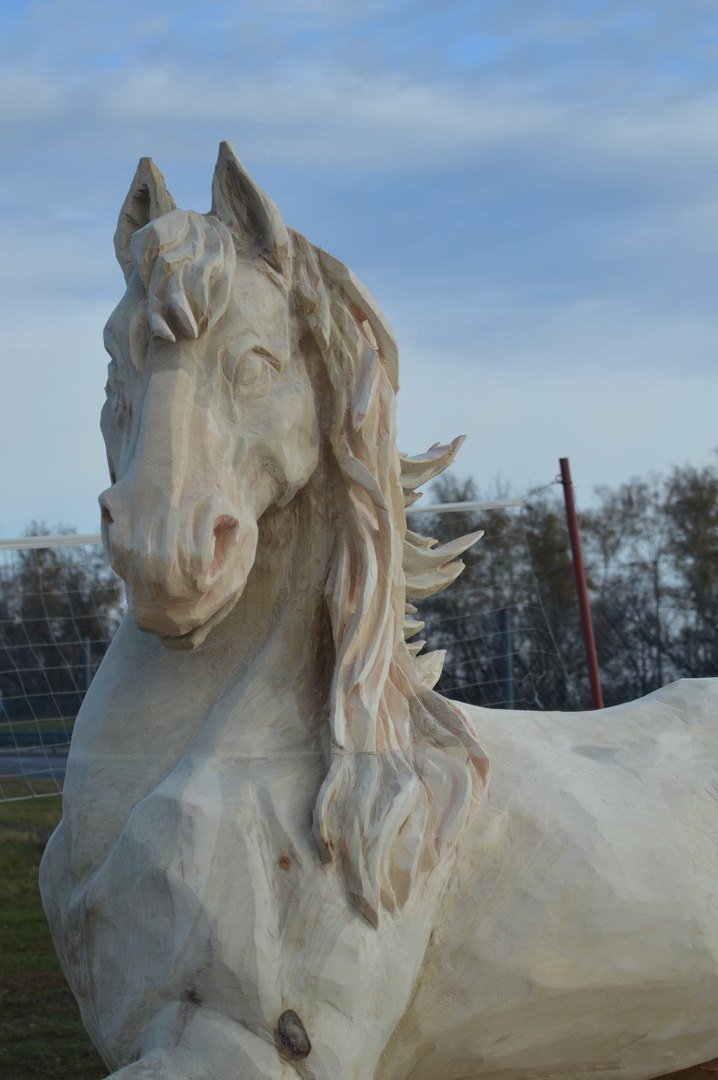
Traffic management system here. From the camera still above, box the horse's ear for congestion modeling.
[114,158,176,282]
[211,141,289,275]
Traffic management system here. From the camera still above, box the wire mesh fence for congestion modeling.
[0,539,124,802]
[15,470,699,803]
[412,492,584,713]
[0,489,588,802]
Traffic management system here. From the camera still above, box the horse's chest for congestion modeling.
[67,751,327,1051]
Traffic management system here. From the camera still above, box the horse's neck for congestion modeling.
[65,477,335,881]
[202,474,334,753]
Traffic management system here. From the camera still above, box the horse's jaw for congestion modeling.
[153,590,244,650]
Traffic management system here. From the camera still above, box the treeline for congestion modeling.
[418,460,718,710]
[0,531,122,729]
[1,459,717,730]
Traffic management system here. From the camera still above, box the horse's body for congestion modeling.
[41,612,718,1079]
[385,679,718,1080]
[40,145,718,1079]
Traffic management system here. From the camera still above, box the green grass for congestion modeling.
[0,719,74,733]
[0,781,106,1079]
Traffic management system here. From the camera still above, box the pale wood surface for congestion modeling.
[39,144,718,1080]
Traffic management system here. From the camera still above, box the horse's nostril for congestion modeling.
[211,515,239,575]
[213,515,239,539]
[101,504,113,525]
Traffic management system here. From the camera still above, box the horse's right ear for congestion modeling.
[211,141,289,275]
[114,158,176,282]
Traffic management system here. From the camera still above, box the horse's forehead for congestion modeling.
[230,260,287,305]
[225,262,291,333]
[108,258,289,343]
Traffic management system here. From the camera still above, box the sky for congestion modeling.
[1,0,718,536]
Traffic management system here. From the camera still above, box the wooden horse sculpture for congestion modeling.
[41,144,718,1079]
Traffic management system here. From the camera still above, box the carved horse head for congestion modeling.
[100,143,490,924]
[101,145,319,643]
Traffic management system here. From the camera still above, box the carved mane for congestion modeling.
[124,180,490,926]
[294,234,490,925]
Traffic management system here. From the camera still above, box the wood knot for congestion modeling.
[276,1009,311,1060]
[278,855,292,871]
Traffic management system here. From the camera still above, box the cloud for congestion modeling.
[3,1,718,193]
[398,344,718,505]
[0,69,67,122]
[1,0,718,533]
[0,299,110,538]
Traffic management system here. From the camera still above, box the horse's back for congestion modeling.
[379,678,718,1080]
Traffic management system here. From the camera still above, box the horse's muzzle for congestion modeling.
[99,485,255,640]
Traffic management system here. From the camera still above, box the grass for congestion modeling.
[0,718,74,733]
[0,780,106,1079]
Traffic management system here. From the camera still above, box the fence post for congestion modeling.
[559,457,604,709]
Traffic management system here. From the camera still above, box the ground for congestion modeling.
[0,781,105,1079]
[0,783,714,1080]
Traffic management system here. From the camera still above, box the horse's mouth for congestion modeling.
[128,517,260,649]
[156,624,210,650]
[161,593,241,649]
[134,587,245,651]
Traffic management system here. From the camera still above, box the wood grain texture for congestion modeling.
[40,145,718,1079]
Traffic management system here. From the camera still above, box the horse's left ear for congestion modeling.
[211,141,289,275]
[114,157,176,282]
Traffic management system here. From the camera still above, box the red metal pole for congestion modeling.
[559,457,604,710]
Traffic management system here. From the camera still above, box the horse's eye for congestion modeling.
[224,346,282,396]
[237,351,270,390]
